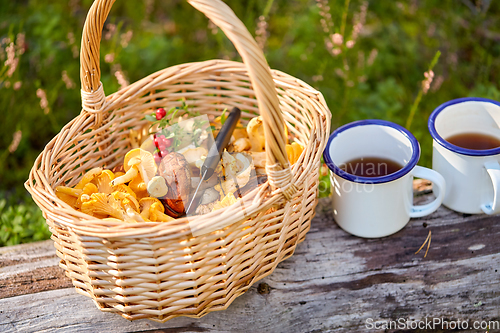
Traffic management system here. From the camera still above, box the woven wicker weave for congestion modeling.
[26,0,331,322]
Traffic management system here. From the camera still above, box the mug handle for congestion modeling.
[409,166,446,218]
[481,161,500,215]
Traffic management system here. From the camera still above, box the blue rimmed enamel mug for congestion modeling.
[324,120,445,238]
[429,97,500,214]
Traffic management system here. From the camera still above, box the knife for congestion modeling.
[185,107,241,215]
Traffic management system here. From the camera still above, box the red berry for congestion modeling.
[154,154,162,164]
[156,108,166,120]
[164,138,172,147]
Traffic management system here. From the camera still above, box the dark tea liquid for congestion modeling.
[339,157,403,177]
[446,132,500,150]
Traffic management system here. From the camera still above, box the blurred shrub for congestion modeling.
[1,0,500,243]
[0,190,50,246]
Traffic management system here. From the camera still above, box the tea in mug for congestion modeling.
[339,157,403,177]
[446,132,500,150]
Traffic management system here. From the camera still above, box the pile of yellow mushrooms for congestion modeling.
[54,115,304,223]
[218,115,304,171]
[55,148,175,223]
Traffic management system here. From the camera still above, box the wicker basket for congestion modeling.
[26,0,331,322]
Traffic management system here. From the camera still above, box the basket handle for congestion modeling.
[79,0,297,199]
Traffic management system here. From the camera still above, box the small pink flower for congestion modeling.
[351,1,368,42]
[332,48,341,56]
[62,71,75,89]
[255,16,268,50]
[431,75,444,93]
[113,64,129,89]
[208,20,218,35]
[8,130,22,153]
[346,40,355,48]
[335,68,345,78]
[104,53,115,63]
[13,81,22,90]
[120,30,133,48]
[5,42,18,77]
[36,88,50,114]
[424,70,434,79]
[316,0,333,34]
[312,75,323,82]
[331,33,343,46]
[16,33,25,55]
[67,32,75,45]
[422,70,435,95]
[105,24,116,40]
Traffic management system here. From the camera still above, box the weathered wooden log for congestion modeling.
[1,180,499,332]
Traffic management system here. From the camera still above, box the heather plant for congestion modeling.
[2,0,500,244]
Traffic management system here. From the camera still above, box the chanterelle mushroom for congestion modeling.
[111,148,156,186]
[248,151,266,168]
[111,191,140,212]
[109,195,142,222]
[129,173,148,199]
[212,116,247,140]
[247,116,265,152]
[54,186,79,207]
[139,197,162,220]
[114,184,137,199]
[75,183,99,209]
[111,164,138,186]
[55,186,83,198]
[232,137,251,152]
[149,202,175,222]
[212,192,239,211]
[81,193,124,219]
[92,170,115,194]
[109,191,143,222]
[285,142,304,165]
[75,167,102,189]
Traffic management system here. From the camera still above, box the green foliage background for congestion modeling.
[1,0,500,245]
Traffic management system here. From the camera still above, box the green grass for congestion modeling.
[0,190,50,247]
[2,0,500,245]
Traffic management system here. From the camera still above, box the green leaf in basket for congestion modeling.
[220,108,228,125]
[166,106,177,116]
[145,114,157,122]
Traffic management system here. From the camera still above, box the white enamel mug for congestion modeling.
[429,97,500,214]
[323,120,446,238]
